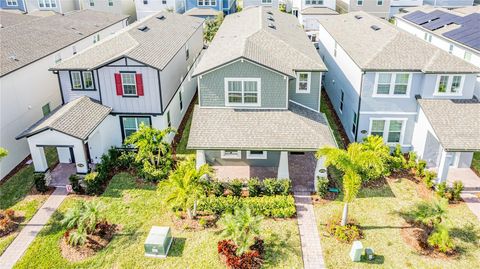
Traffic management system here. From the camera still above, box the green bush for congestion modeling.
[84,172,102,195]
[325,216,362,243]
[416,160,427,177]
[316,176,329,198]
[247,178,262,197]
[389,144,407,172]
[263,178,291,196]
[436,182,451,200]
[212,180,225,197]
[427,225,454,253]
[423,170,436,189]
[407,151,418,170]
[229,179,243,197]
[451,180,464,201]
[33,173,48,193]
[68,174,82,193]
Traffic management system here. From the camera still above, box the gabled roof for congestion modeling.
[0,11,37,28]
[52,12,204,71]
[301,7,338,15]
[0,10,129,77]
[319,11,480,73]
[193,6,326,77]
[16,96,112,140]
[184,7,222,17]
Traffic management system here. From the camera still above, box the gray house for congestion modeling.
[188,6,336,191]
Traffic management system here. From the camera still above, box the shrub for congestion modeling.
[326,216,362,243]
[423,170,436,189]
[263,178,291,196]
[212,180,226,197]
[436,182,452,200]
[416,160,427,177]
[407,151,418,170]
[402,198,448,227]
[247,178,262,197]
[33,173,48,193]
[84,172,102,195]
[451,181,464,201]
[229,179,244,197]
[0,209,17,236]
[389,145,407,172]
[199,218,208,228]
[61,201,104,246]
[316,176,329,198]
[428,225,454,253]
[69,174,83,193]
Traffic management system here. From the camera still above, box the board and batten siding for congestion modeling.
[288,71,321,111]
[198,60,288,109]
[205,150,281,167]
[59,71,101,103]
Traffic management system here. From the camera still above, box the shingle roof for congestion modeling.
[16,96,112,140]
[193,6,326,77]
[187,102,336,150]
[319,11,480,73]
[418,98,480,151]
[0,10,129,77]
[184,7,222,17]
[301,7,338,15]
[0,11,37,28]
[52,12,204,71]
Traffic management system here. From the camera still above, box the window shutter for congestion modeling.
[136,73,144,96]
[114,73,123,96]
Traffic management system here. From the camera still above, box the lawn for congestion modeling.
[0,147,58,254]
[314,178,480,269]
[472,152,480,175]
[320,92,347,149]
[15,173,303,269]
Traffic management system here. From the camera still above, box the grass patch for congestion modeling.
[175,111,194,156]
[472,152,480,175]
[15,173,302,268]
[315,178,480,268]
[320,92,347,149]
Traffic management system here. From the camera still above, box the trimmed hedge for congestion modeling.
[198,195,296,218]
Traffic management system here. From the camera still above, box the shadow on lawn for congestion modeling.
[450,223,480,246]
[360,254,385,265]
[168,237,187,257]
[357,179,396,199]
[263,231,298,267]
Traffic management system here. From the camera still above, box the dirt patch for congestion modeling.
[311,194,336,205]
[171,212,218,231]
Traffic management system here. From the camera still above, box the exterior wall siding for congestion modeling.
[345,0,391,18]
[243,0,279,8]
[288,72,321,111]
[423,0,473,7]
[135,0,181,20]
[0,0,27,12]
[205,150,280,167]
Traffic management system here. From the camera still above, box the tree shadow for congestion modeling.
[262,231,298,267]
[168,237,186,257]
[357,179,396,198]
[450,222,480,246]
[359,254,385,264]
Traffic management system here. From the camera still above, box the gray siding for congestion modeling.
[59,70,101,103]
[423,0,473,6]
[198,60,288,109]
[345,0,391,18]
[205,150,280,167]
[420,73,477,99]
[288,71,321,111]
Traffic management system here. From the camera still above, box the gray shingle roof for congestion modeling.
[301,7,338,15]
[0,10,129,77]
[16,96,112,140]
[319,11,480,73]
[193,6,326,77]
[418,98,480,151]
[52,12,204,71]
[184,7,222,17]
[0,11,37,28]
[187,102,336,150]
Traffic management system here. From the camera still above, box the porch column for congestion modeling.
[28,141,48,173]
[436,148,450,183]
[277,151,289,179]
[196,150,206,170]
[314,156,327,191]
[73,141,88,174]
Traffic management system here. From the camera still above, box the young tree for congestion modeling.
[61,201,104,246]
[158,159,211,219]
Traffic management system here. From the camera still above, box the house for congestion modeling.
[423,0,474,8]
[395,6,480,97]
[184,0,236,18]
[79,0,137,22]
[16,12,204,175]
[243,0,280,9]
[317,11,480,182]
[135,0,185,20]
[389,0,423,17]
[0,10,128,180]
[188,7,336,191]
[337,0,391,18]
[291,0,337,39]
[0,0,27,12]
[24,0,80,14]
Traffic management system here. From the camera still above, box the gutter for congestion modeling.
[354,71,365,142]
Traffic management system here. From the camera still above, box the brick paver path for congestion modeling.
[0,188,68,269]
[294,192,326,269]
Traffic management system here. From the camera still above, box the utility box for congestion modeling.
[365,247,375,261]
[349,240,363,262]
[144,226,173,258]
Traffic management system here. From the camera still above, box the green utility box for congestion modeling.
[144,226,173,258]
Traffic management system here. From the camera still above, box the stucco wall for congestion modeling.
[205,150,281,167]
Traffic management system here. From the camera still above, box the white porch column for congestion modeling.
[196,150,206,170]
[436,148,450,183]
[73,141,88,174]
[28,141,48,172]
[277,151,289,179]
[314,156,327,191]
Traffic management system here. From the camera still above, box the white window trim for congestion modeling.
[261,0,272,4]
[296,72,311,93]
[247,151,267,160]
[221,150,241,159]
[197,0,216,6]
[351,111,357,135]
[433,74,464,96]
[6,0,18,6]
[373,72,412,98]
[377,0,383,5]
[82,71,94,90]
[71,71,83,89]
[121,73,137,96]
[224,78,261,107]
[368,118,407,146]
[356,0,363,6]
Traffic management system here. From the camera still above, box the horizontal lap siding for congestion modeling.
[205,150,280,167]
[288,71,321,111]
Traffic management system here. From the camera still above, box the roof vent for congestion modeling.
[371,25,381,31]
[137,25,150,32]
[267,11,273,15]
[8,54,19,61]
[268,22,276,29]
[267,16,274,21]
[354,15,362,19]
[156,15,166,20]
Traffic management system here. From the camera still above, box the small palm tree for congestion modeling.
[218,207,263,255]
[158,159,211,219]
[61,201,104,246]
[407,198,448,227]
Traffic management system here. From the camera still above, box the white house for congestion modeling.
[17,12,205,175]
[243,0,280,9]
[316,11,480,182]
[80,0,137,22]
[291,0,337,39]
[0,10,128,180]
[135,0,185,20]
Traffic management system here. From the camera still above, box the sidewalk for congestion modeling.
[461,191,480,222]
[0,188,68,269]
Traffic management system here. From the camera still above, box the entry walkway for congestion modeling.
[294,192,326,269]
[0,188,68,269]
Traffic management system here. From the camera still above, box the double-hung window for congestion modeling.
[221,150,241,159]
[71,71,83,89]
[108,0,113,6]
[122,117,150,138]
[262,0,272,3]
[7,0,18,6]
[435,75,463,95]
[198,0,215,6]
[370,119,405,144]
[296,72,311,93]
[339,90,344,113]
[374,73,410,97]
[38,0,56,8]
[352,111,357,135]
[357,0,363,6]
[121,73,137,96]
[225,78,261,106]
[71,71,94,90]
[89,0,94,7]
[377,0,383,5]
[82,71,94,89]
[424,33,432,42]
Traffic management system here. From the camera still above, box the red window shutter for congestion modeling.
[136,74,144,96]
[114,73,123,96]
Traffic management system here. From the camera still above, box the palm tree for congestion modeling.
[61,201,104,246]
[407,198,448,227]
[218,207,263,255]
[158,159,211,219]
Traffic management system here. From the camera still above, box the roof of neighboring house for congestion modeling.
[418,98,480,151]
[0,11,37,28]
[52,12,204,71]
[187,102,336,150]
[184,7,222,17]
[319,11,480,73]
[0,10,129,77]
[301,7,339,15]
[193,6,326,77]
[16,96,112,140]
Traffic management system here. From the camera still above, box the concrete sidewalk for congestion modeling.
[0,188,68,269]
[461,191,480,222]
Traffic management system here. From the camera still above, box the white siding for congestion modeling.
[243,0,280,8]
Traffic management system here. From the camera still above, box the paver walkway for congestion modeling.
[294,192,326,269]
[460,191,480,222]
[0,187,68,269]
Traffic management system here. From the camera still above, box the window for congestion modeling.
[89,0,94,7]
[122,117,150,138]
[54,53,61,63]
[377,0,383,5]
[42,103,51,116]
[143,0,148,4]
[424,33,432,42]
[374,73,410,96]
[357,0,363,6]
[179,91,183,111]
[82,71,94,89]
[369,119,405,144]
[306,0,324,4]
[6,0,18,6]
[225,78,261,106]
[167,111,171,128]
[108,0,113,6]
[71,71,82,89]
[221,150,241,159]
[262,0,272,3]
[162,0,167,3]
[435,75,463,95]
[296,72,310,93]
[339,90,344,113]
[71,71,95,90]
[38,0,56,8]
[247,151,267,159]
[334,42,338,57]
[185,43,189,60]
[352,111,357,135]
[198,0,215,6]
[121,73,137,95]
[464,51,472,62]
[93,35,97,44]
[448,44,454,54]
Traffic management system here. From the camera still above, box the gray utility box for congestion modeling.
[144,226,173,258]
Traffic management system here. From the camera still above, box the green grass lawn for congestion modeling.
[0,147,58,254]
[15,173,303,269]
[320,93,347,149]
[314,178,480,269]
[472,152,480,175]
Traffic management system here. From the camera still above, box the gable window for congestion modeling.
[71,71,83,89]
[448,44,454,54]
[108,0,113,6]
[296,72,311,93]
[122,117,150,138]
[357,0,363,6]
[464,51,472,62]
[225,78,261,106]
[7,0,18,6]
[198,0,216,6]
[374,73,410,97]
[377,0,383,5]
[369,119,405,144]
[339,90,344,113]
[435,75,463,95]
[247,150,267,159]
[221,150,241,159]
[121,73,137,96]
[82,71,94,89]
[42,103,51,116]
[352,111,357,135]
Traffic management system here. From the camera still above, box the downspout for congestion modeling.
[22,0,28,13]
[354,71,365,142]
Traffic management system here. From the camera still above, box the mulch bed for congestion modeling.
[0,210,24,237]
[171,211,218,231]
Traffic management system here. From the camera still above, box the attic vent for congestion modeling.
[354,15,362,19]
[371,25,381,31]
[268,23,276,29]
[267,11,273,15]
[8,54,18,61]
[156,15,166,20]
[137,25,150,32]
[267,16,274,21]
